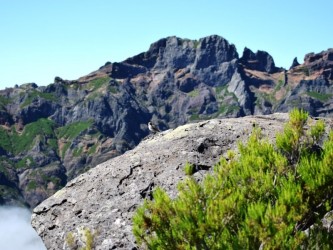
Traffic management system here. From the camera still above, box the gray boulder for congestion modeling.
[32,113,289,249]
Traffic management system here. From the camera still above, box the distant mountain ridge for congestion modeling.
[0,35,332,207]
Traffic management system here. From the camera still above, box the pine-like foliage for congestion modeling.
[132,109,333,249]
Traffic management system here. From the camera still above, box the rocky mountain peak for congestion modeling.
[289,57,300,69]
[302,49,333,80]
[240,47,281,73]
[124,35,238,71]
[287,48,333,82]
[304,49,333,64]
[194,35,238,69]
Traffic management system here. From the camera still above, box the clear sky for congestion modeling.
[0,0,332,90]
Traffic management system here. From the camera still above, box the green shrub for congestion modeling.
[15,156,35,169]
[184,162,195,176]
[66,227,97,250]
[108,86,118,94]
[215,85,227,96]
[188,89,199,98]
[0,95,10,104]
[133,109,333,249]
[189,113,200,121]
[87,144,97,155]
[73,147,83,157]
[61,141,71,159]
[82,228,95,250]
[47,138,59,153]
[27,180,37,191]
[65,232,76,249]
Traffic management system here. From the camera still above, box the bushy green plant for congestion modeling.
[27,180,37,191]
[184,162,195,176]
[133,109,333,249]
[188,89,199,98]
[82,228,95,250]
[15,156,35,169]
[66,227,97,250]
[66,232,76,249]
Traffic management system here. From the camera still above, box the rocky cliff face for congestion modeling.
[31,113,291,249]
[0,35,332,208]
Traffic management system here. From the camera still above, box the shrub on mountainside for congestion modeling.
[133,109,333,249]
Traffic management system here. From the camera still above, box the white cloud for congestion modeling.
[0,206,46,250]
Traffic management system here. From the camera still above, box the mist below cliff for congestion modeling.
[0,206,45,250]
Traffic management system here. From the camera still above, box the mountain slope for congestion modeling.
[0,35,332,207]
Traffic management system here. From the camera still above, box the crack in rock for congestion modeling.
[117,165,142,188]
[139,182,155,200]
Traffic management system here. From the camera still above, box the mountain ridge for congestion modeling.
[0,34,332,207]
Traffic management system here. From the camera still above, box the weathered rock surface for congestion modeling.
[32,113,290,249]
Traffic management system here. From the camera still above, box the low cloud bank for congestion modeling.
[0,206,46,250]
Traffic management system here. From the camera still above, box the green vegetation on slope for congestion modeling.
[133,109,333,249]
[71,76,111,93]
[188,89,199,98]
[0,95,11,109]
[56,120,93,140]
[0,118,57,154]
[88,76,110,91]
[0,185,21,203]
[254,78,287,108]
[12,118,57,154]
[0,127,12,152]
[0,118,96,160]
[15,156,35,169]
[214,84,239,116]
[20,90,56,108]
[307,91,332,102]
[56,120,94,158]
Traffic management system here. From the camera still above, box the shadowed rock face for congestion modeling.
[0,35,332,208]
[290,57,300,69]
[31,113,291,249]
[240,47,281,73]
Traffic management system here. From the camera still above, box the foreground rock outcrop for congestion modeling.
[32,113,292,249]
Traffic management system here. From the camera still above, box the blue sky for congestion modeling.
[0,0,332,89]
